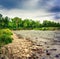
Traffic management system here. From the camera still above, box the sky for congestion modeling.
[0,0,60,22]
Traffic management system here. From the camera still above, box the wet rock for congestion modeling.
[50,48,57,51]
[47,46,49,48]
[46,52,50,56]
[46,50,51,56]
[46,50,48,53]
[55,54,59,58]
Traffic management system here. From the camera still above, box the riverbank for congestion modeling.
[0,33,44,59]
[0,31,60,59]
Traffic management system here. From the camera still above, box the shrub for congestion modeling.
[2,29,13,35]
[0,29,13,48]
[0,34,13,44]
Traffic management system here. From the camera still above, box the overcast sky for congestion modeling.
[0,0,60,22]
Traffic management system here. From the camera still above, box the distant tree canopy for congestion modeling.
[0,14,60,30]
[42,20,60,27]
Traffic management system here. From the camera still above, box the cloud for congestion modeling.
[49,6,60,13]
[0,0,39,10]
[17,0,39,10]
[0,8,58,23]
[46,0,60,20]
[0,0,60,22]
[48,0,60,13]
[0,0,22,9]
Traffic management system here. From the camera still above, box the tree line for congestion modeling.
[0,14,60,30]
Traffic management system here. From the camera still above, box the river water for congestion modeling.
[13,30,60,59]
[13,30,60,45]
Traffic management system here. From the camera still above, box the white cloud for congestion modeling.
[0,8,59,23]
[18,0,39,9]
[0,0,60,23]
[24,0,39,7]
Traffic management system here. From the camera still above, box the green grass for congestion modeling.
[33,27,60,31]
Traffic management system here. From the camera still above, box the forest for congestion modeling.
[0,14,60,30]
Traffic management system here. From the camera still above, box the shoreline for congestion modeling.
[0,31,60,59]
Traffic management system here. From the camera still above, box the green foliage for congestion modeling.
[12,17,23,29]
[0,14,9,28]
[0,29,13,48]
[0,14,2,18]
[0,14,60,30]
[1,29,13,35]
[0,34,13,44]
[42,20,60,27]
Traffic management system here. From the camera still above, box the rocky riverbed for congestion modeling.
[0,30,60,59]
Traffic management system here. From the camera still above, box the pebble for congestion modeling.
[55,54,59,58]
[46,52,50,56]
[46,50,48,53]
[50,48,57,51]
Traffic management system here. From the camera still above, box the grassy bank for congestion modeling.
[33,27,60,31]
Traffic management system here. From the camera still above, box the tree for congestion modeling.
[0,14,4,28]
[35,21,41,28]
[12,17,22,29]
[0,14,2,18]
[0,14,60,30]
[22,19,30,29]
[4,16,9,28]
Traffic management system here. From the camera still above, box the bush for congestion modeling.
[0,29,13,48]
[0,34,13,44]
[1,29,13,35]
